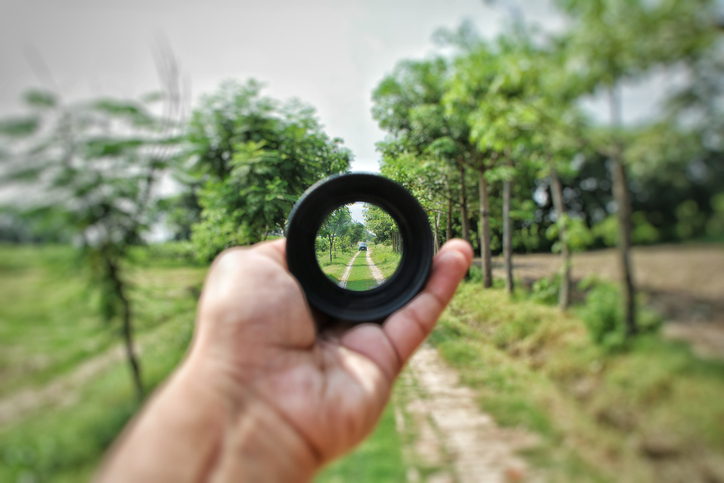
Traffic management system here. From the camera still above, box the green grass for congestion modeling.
[0,243,409,482]
[344,250,377,291]
[315,404,407,482]
[316,248,351,282]
[0,243,206,482]
[315,244,402,291]
[368,244,401,280]
[0,245,112,397]
[430,281,724,482]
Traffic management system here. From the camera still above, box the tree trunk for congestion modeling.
[108,257,144,402]
[458,159,471,244]
[434,212,440,254]
[503,158,514,295]
[446,195,453,242]
[609,86,637,336]
[549,163,571,311]
[329,236,333,263]
[478,168,492,288]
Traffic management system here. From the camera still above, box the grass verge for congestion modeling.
[316,248,352,282]
[315,404,407,482]
[368,244,401,280]
[430,281,724,482]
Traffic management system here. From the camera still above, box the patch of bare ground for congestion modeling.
[395,345,540,483]
[474,244,724,358]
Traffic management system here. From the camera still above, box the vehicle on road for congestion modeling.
[358,242,367,251]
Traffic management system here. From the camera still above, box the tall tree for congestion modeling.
[555,0,718,333]
[186,80,352,261]
[372,58,474,244]
[0,83,182,401]
[318,206,353,262]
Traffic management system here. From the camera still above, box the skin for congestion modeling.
[96,238,473,482]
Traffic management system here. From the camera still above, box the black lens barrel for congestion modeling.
[285,173,434,323]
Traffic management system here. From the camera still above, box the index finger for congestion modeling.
[382,239,473,367]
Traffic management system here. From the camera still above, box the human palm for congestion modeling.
[99,238,472,482]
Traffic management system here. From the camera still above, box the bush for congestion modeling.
[579,283,626,351]
[578,280,662,352]
[530,274,560,306]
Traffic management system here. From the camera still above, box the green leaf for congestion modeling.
[24,90,57,109]
[0,116,40,138]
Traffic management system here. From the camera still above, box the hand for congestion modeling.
[97,238,473,483]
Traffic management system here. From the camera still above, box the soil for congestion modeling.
[474,244,724,358]
[396,345,540,483]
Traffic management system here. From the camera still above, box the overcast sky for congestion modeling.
[0,0,678,181]
[0,0,572,171]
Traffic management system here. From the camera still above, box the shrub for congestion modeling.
[579,283,626,352]
[578,280,662,352]
[530,274,560,306]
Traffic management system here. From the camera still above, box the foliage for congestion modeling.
[0,84,181,399]
[577,278,662,352]
[318,206,353,262]
[363,204,404,249]
[184,80,351,261]
[530,274,562,306]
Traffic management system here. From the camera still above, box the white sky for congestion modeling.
[0,0,677,205]
[0,0,573,173]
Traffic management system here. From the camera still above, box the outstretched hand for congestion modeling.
[98,238,472,483]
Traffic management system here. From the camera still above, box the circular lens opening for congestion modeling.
[315,202,402,291]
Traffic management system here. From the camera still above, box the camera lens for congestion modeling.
[285,173,433,323]
[315,203,402,292]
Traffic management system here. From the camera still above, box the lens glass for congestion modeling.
[315,203,402,291]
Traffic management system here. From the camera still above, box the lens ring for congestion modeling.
[285,173,434,323]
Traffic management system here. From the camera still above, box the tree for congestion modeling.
[0,83,182,401]
[318,206,352,262]
[185,80,352,261]
[372,57,475,245]
[555,0,718,334]
[363,204,402,253]
[447,29,540,294]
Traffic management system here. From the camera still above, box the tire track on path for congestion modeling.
[337,250,361,289]
[365,248,386,286]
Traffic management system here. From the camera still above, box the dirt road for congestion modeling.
[337,249,386,288]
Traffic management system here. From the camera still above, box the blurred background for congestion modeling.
[1,0,723,481]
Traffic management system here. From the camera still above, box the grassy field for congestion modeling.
[0,243,409,482]
[3,243,724,482]
[0,244,207,482]
[316,247,351,283]
[316,244,402,291]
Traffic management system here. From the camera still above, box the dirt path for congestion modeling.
[337,250,362,288]
[395,345,539,483]
[365,248,386,286]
